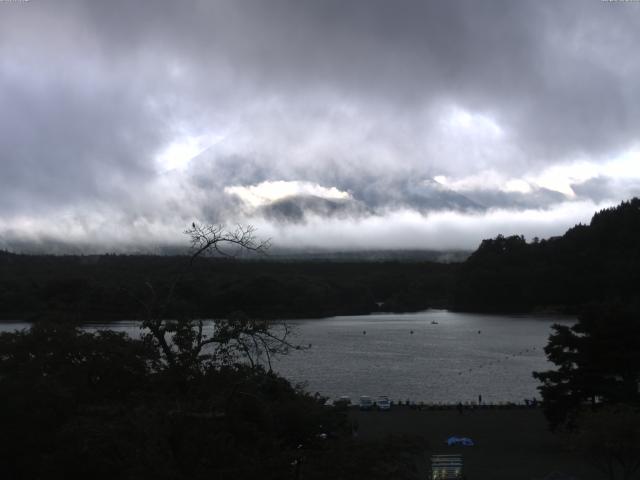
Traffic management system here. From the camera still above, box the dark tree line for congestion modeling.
[454,198,640,313]
[0,252,456,321]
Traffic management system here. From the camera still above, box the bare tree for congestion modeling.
[131,223,303,373]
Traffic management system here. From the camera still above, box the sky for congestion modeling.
[1,0,640,253]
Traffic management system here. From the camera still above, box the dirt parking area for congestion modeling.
[349,406,597,480]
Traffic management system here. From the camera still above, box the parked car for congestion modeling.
[359,395,373,410]
[377,396,391,410]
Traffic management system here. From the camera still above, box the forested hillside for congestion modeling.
[453,198,640,312]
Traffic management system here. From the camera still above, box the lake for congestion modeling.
[0,310,573,404]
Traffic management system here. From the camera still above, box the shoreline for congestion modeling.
[0,306,577,324]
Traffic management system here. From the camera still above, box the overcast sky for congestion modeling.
[2,0,640,252]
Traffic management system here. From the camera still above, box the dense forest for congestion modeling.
[0,253,456,321]
[453,198,640,313]
[1,198,639,321]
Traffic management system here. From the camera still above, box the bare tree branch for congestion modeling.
[131,223,307,375]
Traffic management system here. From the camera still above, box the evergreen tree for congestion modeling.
[534,305,640,430]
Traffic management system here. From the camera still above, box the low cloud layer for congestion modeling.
[1,1,640,252]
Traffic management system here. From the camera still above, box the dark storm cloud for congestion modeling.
[462,188,568,212]
[0,70,162,215]
[353,178,483,213]
[572,176,640,204]
[1,0,639,250]
[259,196,367,224]
[231,179,571,225]
[111,0,639,162]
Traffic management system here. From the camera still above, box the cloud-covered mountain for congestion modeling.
[2,0,640,252]
[259,195,365,224]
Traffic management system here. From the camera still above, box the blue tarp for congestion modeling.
[447,436,474,446]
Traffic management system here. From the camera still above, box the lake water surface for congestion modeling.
[274,310,574,403]
[1,310,573,403]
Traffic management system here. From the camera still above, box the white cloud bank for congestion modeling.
[0,196,616,253]
[249,200,612,251]
[225,181,351,209]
